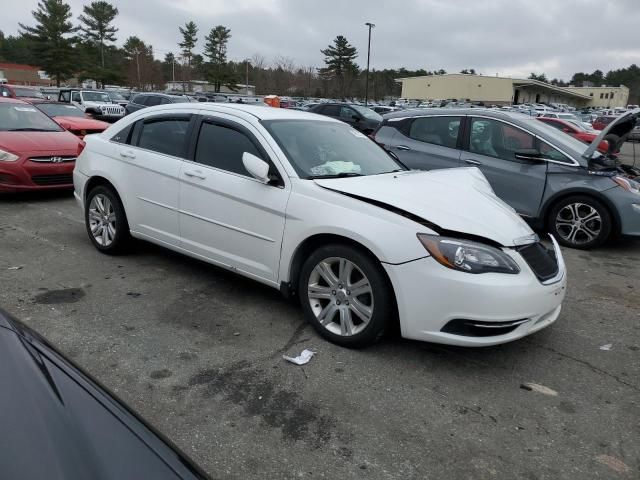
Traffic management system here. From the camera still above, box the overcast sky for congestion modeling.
[2,0,639,80]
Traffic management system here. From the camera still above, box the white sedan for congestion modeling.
[73,103,567,348]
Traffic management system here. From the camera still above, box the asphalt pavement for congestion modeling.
[0,185,638,479]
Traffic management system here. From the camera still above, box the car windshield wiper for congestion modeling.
[308,172,363,179]
[6,128,58,132]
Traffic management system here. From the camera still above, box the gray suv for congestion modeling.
[374,108,640,248]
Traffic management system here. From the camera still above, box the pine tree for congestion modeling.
[19,0,77,86]
[178,21,198,90]
[319,35,359,99]
[78,0,118,87]
[203,25,236,92]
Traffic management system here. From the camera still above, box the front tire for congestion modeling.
[85,185,131,254]
[548,195,612,249]
[298,244,394,348]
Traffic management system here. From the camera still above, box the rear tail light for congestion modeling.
[77,141,86,157]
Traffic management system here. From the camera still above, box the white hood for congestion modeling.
[314,168,534,247]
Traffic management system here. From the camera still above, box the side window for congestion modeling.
[131,94,144,105]
[409,116,461,148]
[340,106,355,120]
[323,105,340,116]
[160,97,173,105]
[137,118,190,157]
[538,141,573,164]
[145,96,161,107]
[59,91,70,102]
[71,92,81,102]
[0,86,8,97]
[111,123,133,144]
[469,118,535,161]
[194,122,263,177]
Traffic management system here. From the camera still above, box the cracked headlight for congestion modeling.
[417,234,520,274]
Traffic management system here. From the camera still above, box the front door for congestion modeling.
[178,114,290,285]
[463,117,547,218]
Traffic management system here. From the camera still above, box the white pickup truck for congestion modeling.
[58,89,125,123]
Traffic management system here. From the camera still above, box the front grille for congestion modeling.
[31,174,73,186]
[517,242,559,282]
[29,156,76,163]
[101,106,124,116]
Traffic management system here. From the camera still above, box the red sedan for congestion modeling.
[29,101,109,139]
[536,117,609,153]
[0,98,83,193]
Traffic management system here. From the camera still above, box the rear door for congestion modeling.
[462,116,547,218]
[388,115,463,170]
[119,113,193,245]
[178,113,290,285]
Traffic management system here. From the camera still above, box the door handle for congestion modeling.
[119,150,136,159]
[184,170,207,180]
[396,145,411,151]
[463,158,482,166]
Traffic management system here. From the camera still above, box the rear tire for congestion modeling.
[298,244,393,348]
[85,185,131,254]
[548,195,612,249]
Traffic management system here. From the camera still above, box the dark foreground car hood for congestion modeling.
[0,309,210,480]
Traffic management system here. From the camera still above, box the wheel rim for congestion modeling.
[88,194,116,247]
[307,257,374,337]
[555,202,601,245]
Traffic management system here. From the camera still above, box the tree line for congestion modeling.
[0,0,638,103]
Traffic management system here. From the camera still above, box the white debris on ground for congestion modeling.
[520,382,558,396]
[599,344,613,351]
[283,349,315,366]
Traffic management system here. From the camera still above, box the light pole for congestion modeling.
[244,59,251,95]
[364,22,375,106]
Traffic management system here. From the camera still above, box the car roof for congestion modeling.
[137,102,340,122]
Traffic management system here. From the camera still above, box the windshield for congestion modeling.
[107,91,126,100]
[0,103,63,132]
[13,87,44,98]
[350,105,383,121]
[82,91,112,102]
[567,120,589,131]
[263,120,404,178]
[37,103,86,118]
[557,113,580,121]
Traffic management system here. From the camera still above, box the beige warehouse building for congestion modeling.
[397,73,629,108]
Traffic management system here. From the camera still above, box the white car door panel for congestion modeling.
[178,115,290,285]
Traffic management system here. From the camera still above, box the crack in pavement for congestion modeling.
[529,342,640,392]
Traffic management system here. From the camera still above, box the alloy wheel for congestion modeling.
[88,194,117,247]
[307,257,374,337]
[555,202,601,245]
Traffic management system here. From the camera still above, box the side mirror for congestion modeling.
[514,148,543,161]
[242,152,270,183]
[352,115,361,122]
